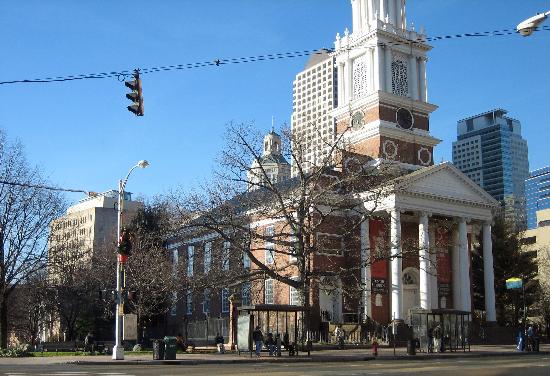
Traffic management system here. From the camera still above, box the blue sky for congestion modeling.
[1,0,549,204]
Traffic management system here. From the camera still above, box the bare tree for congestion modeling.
[8,270,55,346]
[0,130,65,348]
[124,201,181,342]
[173,122,402,331]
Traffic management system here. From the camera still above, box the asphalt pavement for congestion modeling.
[1,354,550,376]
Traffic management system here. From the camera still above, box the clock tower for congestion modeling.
[331,0,440,168]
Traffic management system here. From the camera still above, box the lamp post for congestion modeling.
[112,160,149,360]
[517,11,550,36]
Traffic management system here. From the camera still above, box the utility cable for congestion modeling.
[1,25,549,86]
[0,179,93,195]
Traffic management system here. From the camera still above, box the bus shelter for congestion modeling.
[409,308,471,353]
[237,304,309,355]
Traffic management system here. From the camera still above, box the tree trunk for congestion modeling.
[0,295,8,348]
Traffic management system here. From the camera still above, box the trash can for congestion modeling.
[153,339,165,360]
[407,339,416,355]
[163,336,177,360]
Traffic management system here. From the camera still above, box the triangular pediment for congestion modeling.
[395,163,499,206]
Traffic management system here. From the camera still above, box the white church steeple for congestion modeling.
[330,0,440,168]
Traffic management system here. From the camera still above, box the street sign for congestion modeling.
[506,277,523,290]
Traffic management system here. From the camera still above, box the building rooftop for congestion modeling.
[457,108,518,123]
[303,49,332,70]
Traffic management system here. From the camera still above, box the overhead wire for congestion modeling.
[1,25,549,86]
[0,179,92,195]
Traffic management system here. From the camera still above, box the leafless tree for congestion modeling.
[124,201,181,342]
[0,130,65,348]
[172,121,403,330]
[8,270,55,346]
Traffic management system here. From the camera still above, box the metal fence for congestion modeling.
[187,317,229,341]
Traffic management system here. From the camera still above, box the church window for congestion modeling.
[353,54,368,99]
[391,58,409,97]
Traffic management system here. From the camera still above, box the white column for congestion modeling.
[384,46,392,93]
[408,55,418,100]
[483,221,497,322]
[418,212,431,309]
[374,47,382,91]
[366,48,373,93]
[343,61,349,104]
[419,57,427,102]
[360,218,371,320]
[352,0,359,34]
[388,0,395,26]
[400,0,406,29]
[357,0,364,33]
[337,63,345,105]
[429,227,438,309]
[363,0,371,29]
[346,58,353,102]
[459,218,471,312]
[451,225,461,310]
[379,0,386,22]
[390,209,403,320]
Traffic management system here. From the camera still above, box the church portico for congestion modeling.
[360,163,499,324]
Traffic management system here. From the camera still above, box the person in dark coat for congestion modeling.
[252,326,263,357]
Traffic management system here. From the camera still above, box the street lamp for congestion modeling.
[112,160,149,360]
[517,11,550,36]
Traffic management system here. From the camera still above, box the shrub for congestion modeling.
[0,344,31,357]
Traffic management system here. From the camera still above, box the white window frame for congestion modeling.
[265,279,274,304]
[221,288,230,313]
[204,242,212,273]
[203,288,211,314]
[187,246,194,276]
[243,251,251,269]
[265,226,275,265]
[186,290,193,315]
[289,276,302,306]
[241,282,251,306]
[289,235,298,264]
[222,241,230,271]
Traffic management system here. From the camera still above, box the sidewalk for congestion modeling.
[1,344,548,366]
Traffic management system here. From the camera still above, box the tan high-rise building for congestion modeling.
[48,190,142,277]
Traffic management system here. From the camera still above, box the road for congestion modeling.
[1,355,549,376]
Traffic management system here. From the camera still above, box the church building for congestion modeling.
[167,1,500,337]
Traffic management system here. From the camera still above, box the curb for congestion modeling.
[69,350,550,366]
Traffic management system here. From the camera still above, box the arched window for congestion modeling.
[402,268,419,286]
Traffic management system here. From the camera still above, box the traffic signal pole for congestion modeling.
[112,160,149,360]
[113,178,126,360]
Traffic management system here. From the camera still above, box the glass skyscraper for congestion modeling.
[452,109,529,227]
[526,166,550,230]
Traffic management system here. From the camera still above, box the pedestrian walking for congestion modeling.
[265,332,275,356]
[427,326,434,353]
[334,325,345,349]
[215,332,225,354]
[371,336,379,357]
[433,325,442,353]
[252,326,263,357]
[84,331,95,354]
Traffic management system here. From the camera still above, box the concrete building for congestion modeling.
[526,166,550,230]
[291,49,337,176]
[523,208,550,294]
[47,190,141,288]
[167,0,500,339]
[452,109,529,227]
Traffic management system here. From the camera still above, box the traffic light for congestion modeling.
[125,70,144,116]
[118,228,133,256]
